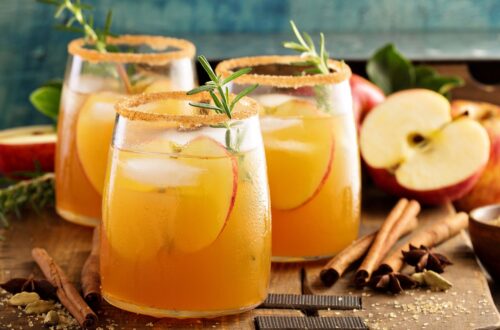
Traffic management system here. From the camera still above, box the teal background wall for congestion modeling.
[2,0,500,128]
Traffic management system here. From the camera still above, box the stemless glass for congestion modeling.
[217,56,361,261]
[101,92,271,317]
[56,35,197,226]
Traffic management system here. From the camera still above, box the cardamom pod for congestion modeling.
[411,270,452,291]
[8,291,40,306]
[43,310,59,326]
[24,300,55,314]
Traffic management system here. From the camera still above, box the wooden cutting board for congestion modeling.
[1,194,499,330]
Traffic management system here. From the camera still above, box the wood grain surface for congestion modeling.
[1,194,499,329]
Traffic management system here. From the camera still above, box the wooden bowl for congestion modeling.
[469,204,500,282]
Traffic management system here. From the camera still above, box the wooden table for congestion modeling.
[1,193,500,329]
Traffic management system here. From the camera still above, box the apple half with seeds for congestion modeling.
[360,89,490,205]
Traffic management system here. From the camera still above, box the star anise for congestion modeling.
[370,272,418,294]
[402,245,452,273]
[0,275,57,300]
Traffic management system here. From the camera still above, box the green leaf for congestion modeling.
[197,55,219,83]
[230,84,258,109]
[283,42,308,52]
[366,43,414,95]
[186,85,215,95]
[188,102,222,113]
[103,10,112,36]
[221,67,252,86]
[29,86,61,122]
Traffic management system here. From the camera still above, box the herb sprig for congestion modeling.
[283,21,333,112]
[38,0,113,52]
[0,173,55,230]
[283,21,330,75]
[187,55,258,152]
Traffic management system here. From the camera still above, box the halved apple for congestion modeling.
[260,98,334,210]
[76,92,123,193]
[360,89,490,205]
[0,125,56,176]
[108,136,238,257]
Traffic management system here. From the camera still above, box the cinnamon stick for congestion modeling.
[32,248,97,329]
[354,199,421,287]
[81,226,101,309]
[375,212,469,276]
[320,216,418,286]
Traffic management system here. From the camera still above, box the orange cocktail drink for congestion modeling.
[56,36,197,226]
[100,92,271,317]
[217,56,361,261]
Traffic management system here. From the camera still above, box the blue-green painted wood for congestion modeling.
[2,0,500,128]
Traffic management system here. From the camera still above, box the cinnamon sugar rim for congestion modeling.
[216,56,351,88]
[115,91,260,124]
[68,35,195,64]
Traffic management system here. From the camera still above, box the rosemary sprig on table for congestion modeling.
[187,55,258,153]
[0,173,55,229]
[283,21,333,112]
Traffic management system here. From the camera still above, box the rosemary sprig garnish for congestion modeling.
[283,21,330,75]
[0,173,55,228]
[187,55,258,152]
[283,21,333,112]
[38,0,132,93]
[39,0,113,53]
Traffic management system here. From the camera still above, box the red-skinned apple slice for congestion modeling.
[0,125,56,176]
[113,136,238,255]
[260,98,334,210]
[360,89,490,205]
[451,100,500,210]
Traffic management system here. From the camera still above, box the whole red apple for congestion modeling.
[452,100,500,211]
[0,125,56,176]
[350,74,385,128]
[360,89,490,205]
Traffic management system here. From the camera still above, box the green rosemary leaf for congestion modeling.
[303,32,316,53]
[54,3,66,18]
[209,90,225,112]
[221,67,252,86]
[283,42,308,52]
[188,102,221,112]
[290,21,307,48]
[198,56,219,83]
[186,85,215,95]
[231,84,258,109]
[104,10,112,36]
[54,24,84,33]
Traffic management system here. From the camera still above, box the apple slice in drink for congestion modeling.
[360,89,490,205]
[108,136,238,257]
[76,92,123,194]
[0,125,56,176]
[260,98,334,210]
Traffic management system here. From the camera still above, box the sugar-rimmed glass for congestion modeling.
[56,35,197,226]
[100,91,271,317]
[217,56,361,261]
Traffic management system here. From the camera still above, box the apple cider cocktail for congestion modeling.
[217,56,361,261]
[101,92,271,317]
[56,36,196,226]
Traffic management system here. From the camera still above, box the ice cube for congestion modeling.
[121,157,205,188]
[255,94,295,108]
[260,117,302,132]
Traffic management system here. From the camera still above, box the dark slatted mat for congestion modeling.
[254,316,368,330]
[260,293,362,310]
